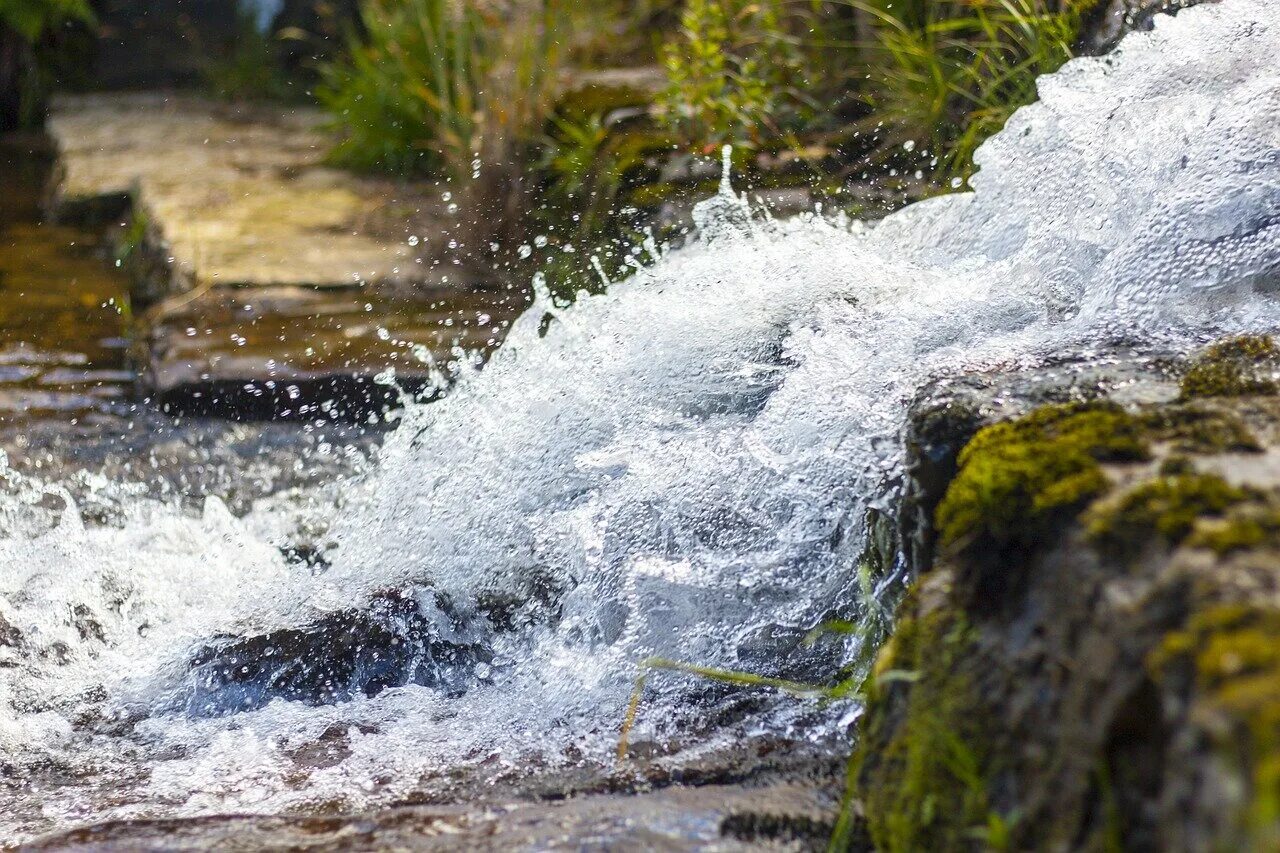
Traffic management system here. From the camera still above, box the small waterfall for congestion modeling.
[0,0,1277,839]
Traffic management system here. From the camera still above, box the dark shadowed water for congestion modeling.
[0,139,134,424]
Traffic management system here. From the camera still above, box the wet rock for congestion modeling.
[140,285,521,421]
[179,590,493,716]
[1079,0,1214,55]
[21,780,837,852]
[43,95,530,421]
[0,412,381,515]
[48,94,459,301]
[853,334,1280,851]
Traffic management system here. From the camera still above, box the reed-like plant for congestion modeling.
[318,0,567,258]
[846,0,1089,180]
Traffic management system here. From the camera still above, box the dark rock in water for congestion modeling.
[180,591,493,716]
[853,334,1280,851]
[1079,0,1213,55]
[0,613,22,668]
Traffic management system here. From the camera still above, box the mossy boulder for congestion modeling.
[850,334,1280,851]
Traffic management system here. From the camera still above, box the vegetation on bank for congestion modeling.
[5,0,1098,294]
[303,0,1099,294]
[0,0,95,130]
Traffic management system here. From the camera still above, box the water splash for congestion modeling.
[691,144,753,240]
[1,0,1279,839]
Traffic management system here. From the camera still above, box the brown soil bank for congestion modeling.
[852,334,1280,851]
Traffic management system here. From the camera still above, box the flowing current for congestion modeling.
[2,1,1279,840]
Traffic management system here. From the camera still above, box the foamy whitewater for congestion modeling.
[2,0,1278,840]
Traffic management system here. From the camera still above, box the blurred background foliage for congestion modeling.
[0,0,96,130]
[310,0,1098,250]
[3,0,1101,292]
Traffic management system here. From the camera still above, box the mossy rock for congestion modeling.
[854,339,1280,852]
[1180,334,1279,400]
[851,602,1007,853]
[935,401,1149,561]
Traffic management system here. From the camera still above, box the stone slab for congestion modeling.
[142,285,523,420]
[48,93,458,296]
[43,94,522,419]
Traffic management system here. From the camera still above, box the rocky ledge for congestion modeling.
[850,333,1280,851]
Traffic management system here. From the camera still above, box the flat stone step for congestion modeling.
[48,93,463,297]
[44,94,523,420]
[144,286,524,420]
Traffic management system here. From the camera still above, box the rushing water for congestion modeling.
[2,0,1279,841]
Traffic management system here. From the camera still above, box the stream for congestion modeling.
[1,0,1278,843]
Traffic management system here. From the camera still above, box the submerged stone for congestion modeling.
[179,591,493,716]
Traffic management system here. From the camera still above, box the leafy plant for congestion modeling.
[532,107,675,294]
[319,0,563,181]
[318,0,568,256]
[0,0,95,130]
[845,0,1090,181]
[656,0,811,151]
[0,0,93,42]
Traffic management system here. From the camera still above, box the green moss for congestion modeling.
[1148,606,1280,843]
[1084,473,1248,560]
[851,607,1002,853]
[1188,502,1280,555]
[936,401,1149,559]
[1179,335,1278,400]
[1141,405,1263,455]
